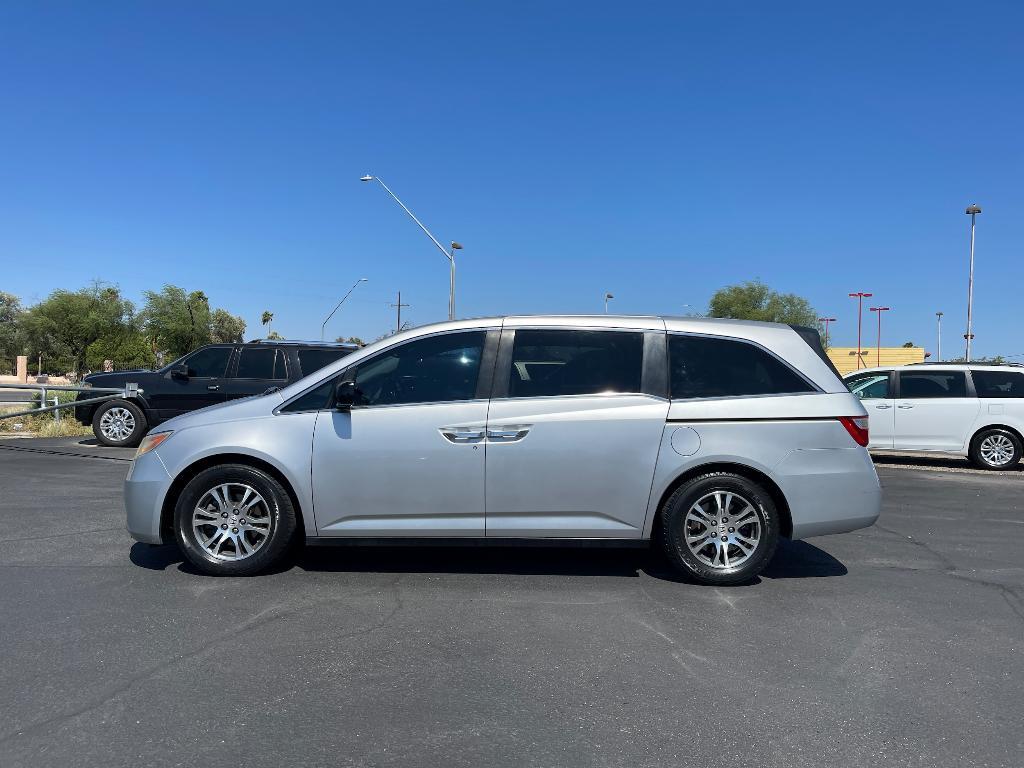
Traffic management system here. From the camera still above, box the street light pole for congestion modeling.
[361,175,461,321]
[321,278,367,341]
[604,292,614,313]
[817,317,837,348]
[869,307,890,367]
[848,292,873,370]
[935,311,943,362]
[964,203,981,361]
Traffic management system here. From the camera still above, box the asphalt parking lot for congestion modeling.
[0,438,1021,768]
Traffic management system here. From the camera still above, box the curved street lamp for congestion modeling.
[361,175,462,320]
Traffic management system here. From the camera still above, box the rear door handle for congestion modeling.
[486,425,531,442]
[207,385,220,391]
[897,403,913,409]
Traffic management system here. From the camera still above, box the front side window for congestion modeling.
[506,329,643,398]
[182,347,232,378]
[846,372,891,400]
[670,335,815,399]
[972,370,1024,398]
[899,371,967,398]
[350,331,485,406]
[234,348,287,380]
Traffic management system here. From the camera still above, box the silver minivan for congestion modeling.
[125,315,881,584]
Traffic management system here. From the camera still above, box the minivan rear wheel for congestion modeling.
[174,464,298,576]
[969,428,1022,470]
[659,472,780,585]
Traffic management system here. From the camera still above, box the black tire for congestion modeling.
[92,399,148,448]
[174,464,298,576]
[969,428,1022,470]
[658,472,780,585]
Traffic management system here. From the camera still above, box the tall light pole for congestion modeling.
[361,175,461,321]
[848,292,873,370]
[604,292,614,313]
[869,306,890,367]
[935,311,943,362]
[321,278,367,341]
[964,203,981,361]
[817,317,837,348]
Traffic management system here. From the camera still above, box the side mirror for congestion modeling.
[170,364,190,380]
[334,379,358,411]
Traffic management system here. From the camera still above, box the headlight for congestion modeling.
[136,431,173,458]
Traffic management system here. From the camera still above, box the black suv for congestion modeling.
[76,340,359,447]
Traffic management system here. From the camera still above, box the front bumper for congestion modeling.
[123,450,173,544]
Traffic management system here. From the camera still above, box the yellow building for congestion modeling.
[827,346,927,376]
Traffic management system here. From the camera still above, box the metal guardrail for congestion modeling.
[0,383,142,422]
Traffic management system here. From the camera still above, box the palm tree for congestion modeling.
[261,311,274,339]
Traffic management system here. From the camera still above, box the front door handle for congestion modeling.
[207,385,220,391]
[875,404,892,410]
[440,427,485,444]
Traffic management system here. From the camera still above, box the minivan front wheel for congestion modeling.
[659,472,779,585]
[174,464,298,576]
[969,428,1022,470]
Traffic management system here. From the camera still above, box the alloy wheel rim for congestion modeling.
[979,435,1015,466]
[684,491,761,569]
[99,407,135,442]
[192,483,272,561]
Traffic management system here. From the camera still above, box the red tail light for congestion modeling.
[838,416,869,447]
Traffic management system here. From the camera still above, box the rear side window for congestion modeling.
[972,370,1024,398]
[182,347,231,378]
[899,371,967,398]
[669,335,815,399]
[298,348,352,376]
[234,348,287,380]
[507,329,643,398]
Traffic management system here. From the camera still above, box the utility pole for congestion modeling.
[817,317,837,348]
[935,311,943,362]
[389,291,411,335]
[869,307,891,367]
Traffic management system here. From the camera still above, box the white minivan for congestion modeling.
[845,364,1024,469]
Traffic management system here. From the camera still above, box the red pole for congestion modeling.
[849,293,872,370]
[869,306,890,367]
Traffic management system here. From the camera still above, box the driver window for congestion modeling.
[183,347,232,378]
[848,374,890,400]
[349,331,485,406]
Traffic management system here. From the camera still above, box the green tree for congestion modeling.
[707,280,818,327]
[266,330,284,340]
[141,285,212,359]
[261,311,274,338]
[335,336,365,346]
[86,329,156,371]
[0,291,25,374]
[210,308,246,344]
[19,282,135,377]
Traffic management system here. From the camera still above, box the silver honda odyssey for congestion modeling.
[124,315,880,584]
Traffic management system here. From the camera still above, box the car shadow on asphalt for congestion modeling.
[129,537,847,584]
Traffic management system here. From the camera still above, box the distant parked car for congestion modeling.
[77,340,359,447]
[123,315,881,583]
[845,364,1024,469]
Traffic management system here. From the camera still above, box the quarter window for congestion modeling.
[181,347,231,378]
[350,331,485,406]
[972,370,1024,398]
[669,335,814,399]
[506,329,643,398]
[234,348,287,380]
[899,371,967,398]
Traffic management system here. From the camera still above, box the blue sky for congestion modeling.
[1,2,1021,358]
